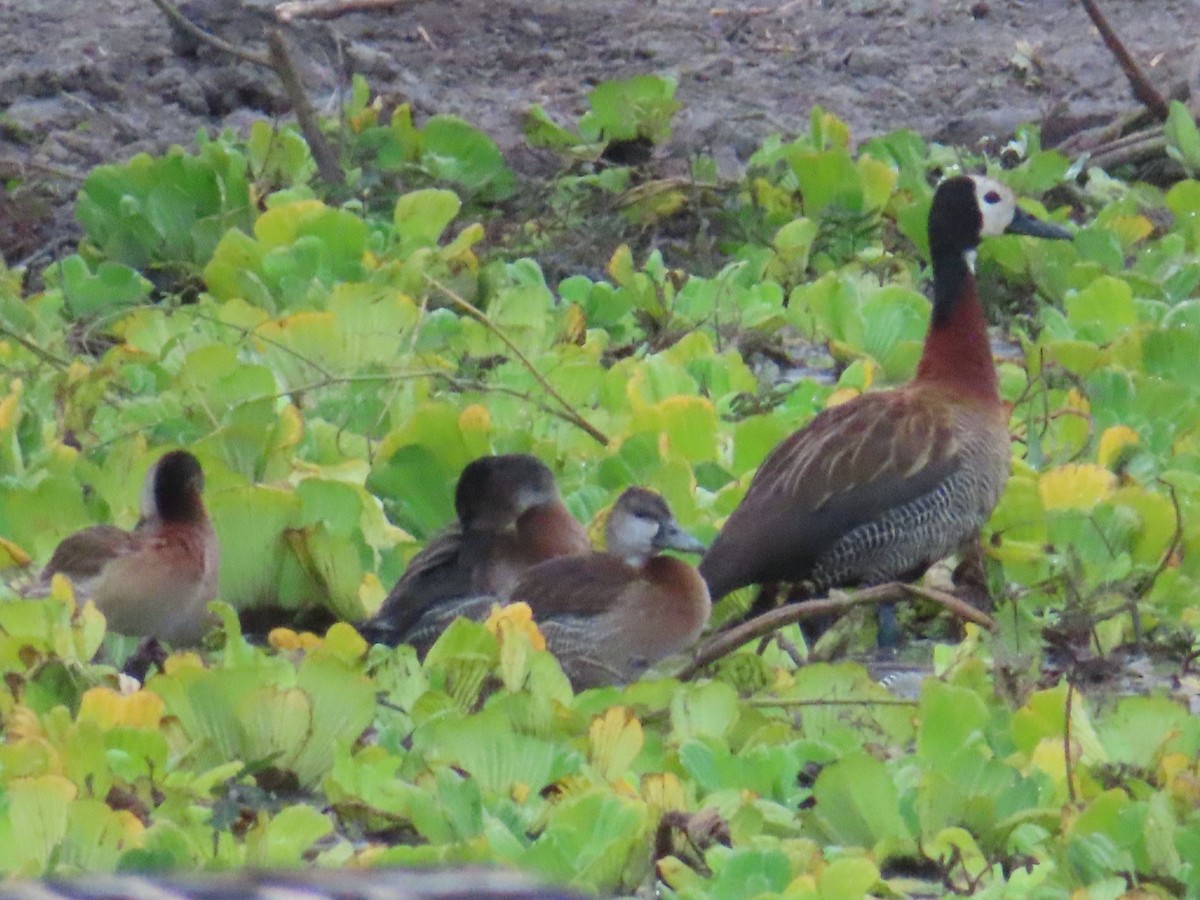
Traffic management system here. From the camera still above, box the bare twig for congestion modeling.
[899,583,998,631]
[1079,0,1169,121]
[1064,679,1078,805]
[678,580,998,681]
[266,29,344,186]
[0,325,71,370]
[678,583,908,681]
[146,0,269,65]
[426,277,611,447]
[1089,132,1168,171]
[745,697,918,708]
[276,0,406,22]
[146,1,343,185]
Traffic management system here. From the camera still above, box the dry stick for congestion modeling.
[1090,133,1168,170]
[146,0,343,185]
[1064,679,1078,805]
[426,277,611,447]
[900,583,998,631]
[678,583,904,681]
[145,0,269,65]
[266,29,344,186]
[1079,0,1169,121]
[0,325,71,370]
[276,0,407,22]
[678,581,998,681]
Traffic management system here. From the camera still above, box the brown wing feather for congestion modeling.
[700,387,964,598]
[509,553,641,619]
[368,525,474,637]
[41,525,136,582]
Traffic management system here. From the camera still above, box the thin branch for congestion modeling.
[899,584,998,631]
[146,0,269,66]
[426,277,610,446]
[745,697,918,708]
[0,325,71,370]
[1079,0,1169,121]
[1064,679,1078,805]
[679,580,998,681]
[677,583,908,681]
[276,0,407,22]
[266,29,344,186]
[147,1,343,185]
[188,309,335,380]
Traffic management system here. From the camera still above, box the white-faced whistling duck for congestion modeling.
[699,175,1072,644]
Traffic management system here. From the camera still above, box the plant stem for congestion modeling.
[427,277,610,446]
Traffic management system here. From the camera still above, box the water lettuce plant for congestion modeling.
[1,81,1200,895]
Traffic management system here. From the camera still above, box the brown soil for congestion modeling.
[0,0,1196,270]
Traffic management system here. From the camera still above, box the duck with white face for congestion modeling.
[699,174,1072,645]
[357,453,592,648]
[35,450,220,646]
[399,486,712,690]
[526,486,710,689]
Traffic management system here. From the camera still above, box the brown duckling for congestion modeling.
[37,450,220,645]
[359,453,590,646]
[410,487,710,690]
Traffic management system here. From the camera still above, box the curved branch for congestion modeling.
[678,581,997,681]
[427,277,610,446]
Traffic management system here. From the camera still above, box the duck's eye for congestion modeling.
[984,190,1002,204]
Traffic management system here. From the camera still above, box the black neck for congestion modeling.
[930,248,971,330]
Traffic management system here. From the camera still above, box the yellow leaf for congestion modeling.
[641,771,686,816]
[0,535,32,567]
[607,244,636,286]
[6,706,44,743]
[1038,464,1116,511]
[78,687,164,729]
[358,572,385,614]
[1097,425,1139,469]
[588,706,644,782]
[1108,214,1155,246]
[0,384,21,431]
[484,602,546,652]
[48,574,77,610]
[824,387,861,409]
[457,404,490,435]
[269,628,303,652]
[162,652,205,675]
[1065,388,1090,414]
[561,302,587,345]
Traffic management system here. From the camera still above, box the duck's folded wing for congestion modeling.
[509,554,639,618]
[364,525,471,641]
[40,525,136,583]
[700,390,964,597]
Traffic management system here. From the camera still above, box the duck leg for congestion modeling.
[951,536,992,614]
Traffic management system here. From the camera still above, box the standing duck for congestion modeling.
[360,453,591,646]
[409,487,710,689]
[699,175,1071,637]
[37,450,220,645]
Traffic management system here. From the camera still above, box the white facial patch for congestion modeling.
[971,175,1018,237]
[139,460,160,522]
[608,513,661,564]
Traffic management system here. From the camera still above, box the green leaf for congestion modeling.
[812,752,915,857]
[1165,100,1200,174]
[1063,275,1136,343]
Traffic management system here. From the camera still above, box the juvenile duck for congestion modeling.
[38,450,220,645]
[410,487,710,690]
[700,175,1072,640]
[359,453,590,645]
